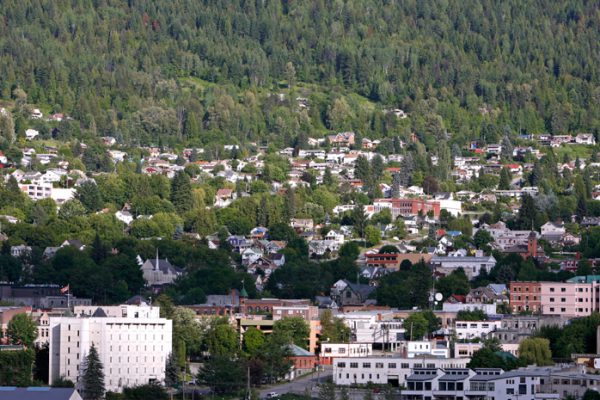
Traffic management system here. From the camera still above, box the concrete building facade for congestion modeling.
[48,305,172,393]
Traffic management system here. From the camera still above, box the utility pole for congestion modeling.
[246,366,251,400]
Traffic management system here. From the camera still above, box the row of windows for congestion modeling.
[339,373,381,381]
[339,362,438,369]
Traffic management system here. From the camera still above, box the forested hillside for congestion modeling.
[1,0,599,148]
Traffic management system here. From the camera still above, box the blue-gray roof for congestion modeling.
[286,344,314,357]
[0,387,80,400]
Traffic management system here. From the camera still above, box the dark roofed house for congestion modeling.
[330,279,376,307]
[466,287,508,304]
[0,387,82,400]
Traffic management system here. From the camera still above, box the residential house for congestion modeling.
[227,235,252,253]
[270,253,285,267]
[575,133,596,145]
[328,132,355,147]
[60,240,85,251]
[241,247,263,266]
[250,226,268,239]
[540,221,566,242]
[25,129,40,140]
[214,188,235,207]
[115,210,134,225]
[324,229,345,244]
[11,245,32,258]
[466,286,508,304]
[308,240,340,258]
[290,218,314,232]
[330,279,376,307]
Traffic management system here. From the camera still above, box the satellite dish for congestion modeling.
[435,293,443,302]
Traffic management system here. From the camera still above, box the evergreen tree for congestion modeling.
[498,168,512,190]
[165,353,179,388]
[354,155,371,182]
[323,167,334,186]
[0,111,15,143]
[392,172,401,198]
[170,171,193,213]
[501,134,513,161]
[352,204,368,238]
[81,343,105,400]
[371,154,384,180]
[76,181,102,212]
[400,153,414,186]
[393,136,402,154]
[284,188,296,221]
[91,233,106,264]
[257,196,268,226]
[517,195,538,230]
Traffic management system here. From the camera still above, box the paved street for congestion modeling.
[259,366,333,398]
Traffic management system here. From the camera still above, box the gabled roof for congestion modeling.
[91,307,108,318]
[344,280,376,299]
[145,258,183,274]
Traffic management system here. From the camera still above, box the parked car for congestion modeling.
[266,392,279,398]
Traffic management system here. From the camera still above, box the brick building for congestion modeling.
[374,198,441,219]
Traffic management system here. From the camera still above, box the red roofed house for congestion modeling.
[505,164,523,174]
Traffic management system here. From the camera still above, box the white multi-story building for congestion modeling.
[333,356,469,387]
[48,305,172,393]
[337,310,405,350]
[430,252,496,280]
[454,320,502,340]
[319,343,372,364]
[403,341,450,359]
[401,367,600,400]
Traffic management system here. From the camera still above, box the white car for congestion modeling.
[266,392,279,399]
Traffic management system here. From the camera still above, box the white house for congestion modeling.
[575,133,596,145]
[31,109,43,119]
[115,210,134,225]
[25,129,40,140]
[48,305,172,393]
[540,221,566,242]
[325,230,345,244]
